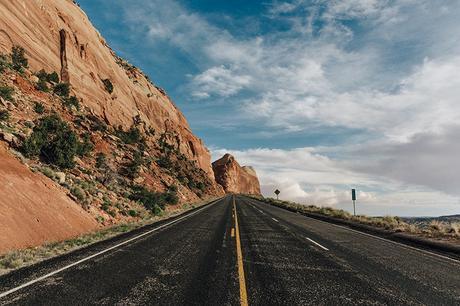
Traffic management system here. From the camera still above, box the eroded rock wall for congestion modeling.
[212,154,261,195]
[0,0,215,179]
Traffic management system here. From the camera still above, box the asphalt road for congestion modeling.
[1,195,459,305]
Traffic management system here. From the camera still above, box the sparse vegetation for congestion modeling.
[0,110,10,121]
[53,82,70,97]
[70,186,85,202]
[129,185,178,213]
[11,46,28,72]
[96,152,107,168]
[63,95,80,110]
[21,114,86,169]
[253,197,460,240]
[35,70,60,92]
[76,134,94,157]
[116,126,144,145]
[0,86,14,101]
[123,150,143,179]
[34,102,45,114]
[102,78,114,94]
[0,54,10,73]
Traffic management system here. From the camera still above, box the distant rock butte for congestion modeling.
[0,0,214,179]
[212,154,261,195]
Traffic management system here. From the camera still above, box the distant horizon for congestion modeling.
[78,0,460,217]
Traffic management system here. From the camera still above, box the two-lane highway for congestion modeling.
[1,195,459,305]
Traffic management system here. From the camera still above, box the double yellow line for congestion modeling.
[233,195,249,306]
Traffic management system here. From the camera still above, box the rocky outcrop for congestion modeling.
[212,154,261,195]
[0,0,215,180]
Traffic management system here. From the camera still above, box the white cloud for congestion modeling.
[212,147,460,216]
[190,65,251,99]
[119,0,460,216]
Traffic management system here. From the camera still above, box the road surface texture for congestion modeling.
[0,195,459,305]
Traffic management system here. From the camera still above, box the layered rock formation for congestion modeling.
[0,0,225,253]
[0,0,214,179]
[212,154,261,195]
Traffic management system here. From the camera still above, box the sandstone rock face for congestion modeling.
[212,154,261,195]
[0,143,98,253]
[0,0,214,179]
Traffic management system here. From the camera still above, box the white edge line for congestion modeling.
[0,199,220,299]
[248,198,460,264]
[271,217,279,223]
[306,237,329,251]
[310,217,460,263]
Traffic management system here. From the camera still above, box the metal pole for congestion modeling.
[353,200,356,216]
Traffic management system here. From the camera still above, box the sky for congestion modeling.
[77,0,460,216]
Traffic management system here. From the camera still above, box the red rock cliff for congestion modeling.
[212,154,261,195]
[0,0,215,180]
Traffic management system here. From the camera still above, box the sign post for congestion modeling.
[274,189,280,200]
[351,189,356,216]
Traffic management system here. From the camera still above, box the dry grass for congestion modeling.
[251,196,460,242]
[0,196,219,275]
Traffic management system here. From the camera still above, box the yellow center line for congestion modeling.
[233,196,249,306]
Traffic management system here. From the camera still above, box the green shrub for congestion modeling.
[22,114,79,169]
[63,96,79,110]
[53,83,70,97]
[164,191,179,205]
[116,126,143,144]
[0,54,10,73]
[196,181,205,191]
[77,134,94,157]
[129,185,177,212]
[35,78,49,92]
[0,110,9,121]
[11,46,28,72]
[123,151,143,179]
[0,86,14,101]
[95,152,106,168]
[128,209,138,217]
[102,78,113,94]
[47,72,59,83]
[71,186,85,202]
[34,102,45,114]
[101,199,111,212]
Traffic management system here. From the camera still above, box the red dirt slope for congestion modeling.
[0,144,98,253]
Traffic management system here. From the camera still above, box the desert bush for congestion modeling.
[0,110,9,121]
[128,209,138,217]
[76,134,94,157]
[63,96,80,110]
[429,220,446,233]
[447,223,460,235]
[11,46,28,72]
[53,83,70,97]
[129,185,178,212]
[35,78,49,92]
[21,114,79,169]
[96,152,107,168]
[123,151,143,179]
[0,54,10,73]
[39,166,55,180]
[116,126,143,145]
[102,78,114,94]
[0,86,14,101]
[71,186,85,202]
[34,102,45,114]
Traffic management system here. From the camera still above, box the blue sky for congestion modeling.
[78,0,460,216]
